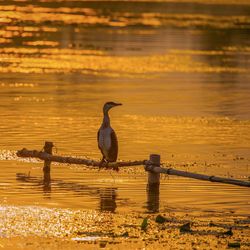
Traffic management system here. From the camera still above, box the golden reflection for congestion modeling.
[224,46,250,53]
[147,184,160,213]
[41,26,58,32]
[5,26,20,31]
[0,38,11,44]
[0,0,250,248]
[0,47,247,76]
[8,83,35,87]
[0,30,14,38]
[21,32,34,37]
[14,0,250,3]
[0,17,12,23]
[23,26,40,32]
[1,5,250,28]
[99,188,117,212]
[170,47,250,58]
[3,25,56,33]
[0,47,104,55]
[0,205,105,238]
[23,41,59,47]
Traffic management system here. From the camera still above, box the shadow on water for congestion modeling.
[99,188,117,213]
[43,173,52,196]
[146,183,160,213]
[16,172,52,198]
[16,171,120,212]
[1,0,250,223]
[16,169,162,213]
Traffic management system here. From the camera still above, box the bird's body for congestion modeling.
[98,126,117,162]
[97,102,122,166]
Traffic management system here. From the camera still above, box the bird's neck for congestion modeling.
[102,111,110,128]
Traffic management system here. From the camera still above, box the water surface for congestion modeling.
[0,0,250,227]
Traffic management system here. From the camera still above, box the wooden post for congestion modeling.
[145,154,161,213]
[147,154,161,185]
[43,141,53,182]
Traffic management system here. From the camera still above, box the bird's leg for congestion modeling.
[101,159,111,170]
[99,157,105,170]
[103,160,109,170]
[99,158,118,171]
[99,157,109,170]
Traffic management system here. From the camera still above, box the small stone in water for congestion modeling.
[180,222,191,233]
[155,214,167,224]
[228,242,240,248]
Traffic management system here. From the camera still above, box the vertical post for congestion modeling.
[145,154,161,213]
[43,141,53,183]
[147,154,161,185]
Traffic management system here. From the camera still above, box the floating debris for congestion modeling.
[180,222,191,233]
[121,232,129,237]
[155,214,168,224]
[228,242,241,248]
[99,240,108,248]
[141,218,148,231]
[224,228,233,236]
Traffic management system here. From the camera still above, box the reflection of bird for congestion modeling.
[97,102,122,166]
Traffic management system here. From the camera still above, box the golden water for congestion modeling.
[0,0,250,244]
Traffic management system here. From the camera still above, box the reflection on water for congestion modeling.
[16,171,118,212]
[0,0,250,219]
[99,188,117,212]
[146,183,160,213]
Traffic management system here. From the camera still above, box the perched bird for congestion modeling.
[97,102,122,167]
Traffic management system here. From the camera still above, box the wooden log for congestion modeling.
[16,147,250,188]
[150,167,250,188]
[145,154,161,213]
[43,141,53,183]
[16,148,147,168]
[146,154,161,185]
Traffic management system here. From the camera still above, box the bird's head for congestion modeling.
[103,101,122,114]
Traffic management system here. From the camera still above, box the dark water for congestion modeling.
[0,0,250,220]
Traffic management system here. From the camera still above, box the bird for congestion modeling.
[97,102,122,168]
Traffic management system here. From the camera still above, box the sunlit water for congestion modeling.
[0,0,250,239]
